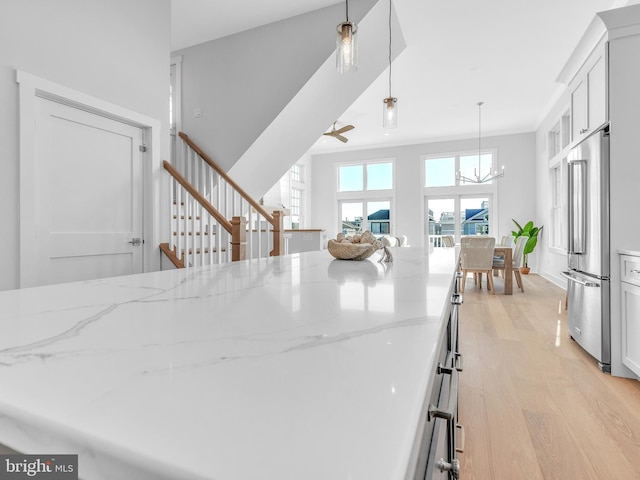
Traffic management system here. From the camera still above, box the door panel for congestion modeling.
[31,97,144,287]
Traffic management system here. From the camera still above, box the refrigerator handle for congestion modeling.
[560,271,600,287]
[567,160,586,254]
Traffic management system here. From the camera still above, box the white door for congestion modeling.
[30,97,144,286]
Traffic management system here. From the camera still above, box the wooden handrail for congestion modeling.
[178,132,277,227]
[159,243,185,269]
[163,160,233,233]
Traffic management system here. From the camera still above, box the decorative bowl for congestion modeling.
[327,239,378,260]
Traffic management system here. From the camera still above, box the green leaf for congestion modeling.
[524,236,538,255]
[512,219,523,232]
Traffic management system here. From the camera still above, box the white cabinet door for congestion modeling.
[570,41,607,144]
[588,54,607,131]
[571,79,588,142]
[621,281,640,376]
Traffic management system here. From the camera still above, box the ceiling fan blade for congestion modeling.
[335,134,348,143]
[335,125,354,134]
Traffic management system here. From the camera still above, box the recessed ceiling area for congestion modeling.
[171,0,637,153]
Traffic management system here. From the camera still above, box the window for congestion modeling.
[459,153,494,184]
[288,162,305,229]
[338,162,393,192]
[424,151,497,245]
[425,157,455,187]
[290,164,301,183]
[336,160,394,236]
[339,200,391,235]
[291,188,301,229]
[427,196,492,246]
[550,163,563,249]
[366,163,393,190]
[548,124,561,160]
[339,165,363,191]
[425,151,498,187]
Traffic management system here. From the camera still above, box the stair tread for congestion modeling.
[181,247,227,254]
[172,231,217,236]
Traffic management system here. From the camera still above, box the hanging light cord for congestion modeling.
[478,101,482,162]
[346,0,349,21]
[388,0,393,97]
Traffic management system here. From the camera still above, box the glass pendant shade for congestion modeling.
[383,97,398,129]
[336,21,358,73]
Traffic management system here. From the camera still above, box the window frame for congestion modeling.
[424,148,500,188]
[335,158,395,236]
[422,150,499,244]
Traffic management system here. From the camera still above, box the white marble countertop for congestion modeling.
[0,247,457,480]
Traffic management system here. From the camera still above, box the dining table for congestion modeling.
[494,245,513,295]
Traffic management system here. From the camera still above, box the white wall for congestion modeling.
[0,0,171,291]
[310,132,537,254]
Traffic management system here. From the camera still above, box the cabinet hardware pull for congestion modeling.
[436,458,460,479]
[454,352,464,372]
[437,362,454,376]
[456,423,466,453]
[428,368,458,421]
[630,269,640,274]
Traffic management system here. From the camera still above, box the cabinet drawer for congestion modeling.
[621,254,640,286]
[621,282,640,376]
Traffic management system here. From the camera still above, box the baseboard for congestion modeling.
[539,270,567,290]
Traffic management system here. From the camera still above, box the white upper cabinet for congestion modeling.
[569,40,608,144]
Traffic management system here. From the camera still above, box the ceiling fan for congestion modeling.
[323,121,355,143]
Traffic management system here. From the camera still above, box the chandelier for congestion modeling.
[456,102,505,184]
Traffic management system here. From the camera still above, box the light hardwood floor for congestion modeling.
[458,273,640,480]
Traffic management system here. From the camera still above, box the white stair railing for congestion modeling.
[163,133,283,269]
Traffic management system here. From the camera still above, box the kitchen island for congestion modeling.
[0,247,460,480]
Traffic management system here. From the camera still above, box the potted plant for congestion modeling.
[512,219,543,274]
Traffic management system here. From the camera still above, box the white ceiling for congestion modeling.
[171,0,634,153]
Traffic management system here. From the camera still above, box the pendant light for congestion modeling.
[382,0,397,129]
[456,102,505,184]
[336,0,358,73]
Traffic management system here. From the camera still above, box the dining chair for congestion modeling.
[493,235,514,277]
[499,235,514,247]
[443,235,455,247]
[493,235,528,292]
[459,236,496,293]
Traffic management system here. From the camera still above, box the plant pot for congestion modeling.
[520,266,531,275]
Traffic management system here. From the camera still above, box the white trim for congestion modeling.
[16,70,162,286]
[170,55,183,135]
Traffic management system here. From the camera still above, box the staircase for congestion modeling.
[161,132,284,269]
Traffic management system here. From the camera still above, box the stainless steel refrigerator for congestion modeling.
[562,125,611,373]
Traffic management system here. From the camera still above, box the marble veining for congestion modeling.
[0,247,457,480]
